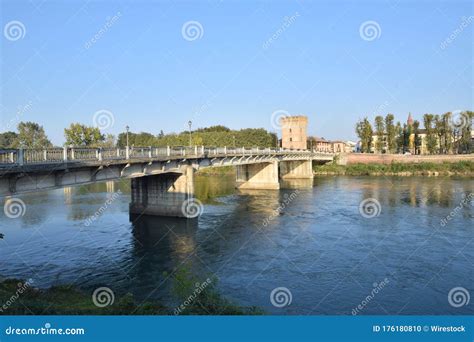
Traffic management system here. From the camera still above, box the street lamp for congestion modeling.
[125,125,130,149]
[188,120,192,147]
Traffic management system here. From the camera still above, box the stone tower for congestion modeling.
[280,115,308,150]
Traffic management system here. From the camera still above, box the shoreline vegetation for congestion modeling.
[0,268,262,315]
[313,161,474,176]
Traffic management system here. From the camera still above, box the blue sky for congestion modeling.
[1,0,472,145]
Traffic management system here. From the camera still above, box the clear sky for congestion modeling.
[1,0,472,145]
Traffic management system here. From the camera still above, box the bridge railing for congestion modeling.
[0,146,333,167]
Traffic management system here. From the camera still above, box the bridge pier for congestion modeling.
[235,161,280,190]
[129,165,194,218]
[279,160,314,179]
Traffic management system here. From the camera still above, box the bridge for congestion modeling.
[0,146,334,217]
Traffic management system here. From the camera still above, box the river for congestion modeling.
[0,175,472,315]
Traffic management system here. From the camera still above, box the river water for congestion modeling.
[0,175,472,315]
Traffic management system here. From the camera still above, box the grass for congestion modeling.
[313,161,474,176]
[195,166,235,176]
[0,266,262,315]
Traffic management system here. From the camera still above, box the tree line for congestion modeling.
[355,111,473,154]
[0,122,277,149]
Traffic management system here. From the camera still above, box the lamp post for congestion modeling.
[188,120,192,147]
[125,125,130,159]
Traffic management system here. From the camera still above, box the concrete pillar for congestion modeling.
[129,165,195,217]
[280,160,313,179]
[235,161,280,190]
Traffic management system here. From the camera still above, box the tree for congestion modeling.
[17,122,52,148]
[385,114,396,153]
[64,123,104,147]
[101,134,116,148]
[455,111,473,154]
[0,131,18,148]
[374,115,385,153]
[355,118,373,153]
[413,120,422,155]
[395,121,403,153]
[423,114,437,154]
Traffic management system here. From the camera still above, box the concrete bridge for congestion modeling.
[0,146,334,217]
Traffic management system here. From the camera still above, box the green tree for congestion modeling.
[0,131,18,148]
[64,123,104,147]
[374,115,385,153]
[355,118,373,153]
[385,114,396,153]
[423,114,437,154]
[395,121,403,153]
[412,120,422,155]
[17,122,52,148]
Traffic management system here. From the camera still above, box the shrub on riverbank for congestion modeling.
[0,268,262,315]
[313,161,474,176]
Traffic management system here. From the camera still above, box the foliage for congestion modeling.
[355,117,373,153]
[374,115,385,153]
[385,114,396,153]
[0,131,18,148]
[64,123,105,147]
[16,122,52,148]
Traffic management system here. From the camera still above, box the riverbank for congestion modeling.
[314,161,474,176]
[0,268,262,315]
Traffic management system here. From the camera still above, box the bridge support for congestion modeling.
[129,165,194,217]
[280,160,314,179]
[235,161,280,190]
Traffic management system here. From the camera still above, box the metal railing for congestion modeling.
[0,146,335,167]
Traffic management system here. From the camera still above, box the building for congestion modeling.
[308,137,354,153]
[280,115,308,150]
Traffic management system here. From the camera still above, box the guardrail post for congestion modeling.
[43,150,47,161]
[201,146,205,155]
[18,148,24,166]
[126,146,130,159]
[194,145,197,155]
[242,147,245,155]
[71,148,75,160]
[97,148,102,161]
[224,146,227,155]
[167,146,170,157]
[149,146,152,158]
[63,147,67,162]
[182,148,185,156]
[117,148,120,157]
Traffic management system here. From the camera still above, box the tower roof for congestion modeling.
[407,113,414,126]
